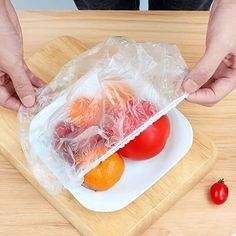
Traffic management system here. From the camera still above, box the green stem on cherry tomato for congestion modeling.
[218,178,225,183]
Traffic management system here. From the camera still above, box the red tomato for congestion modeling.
[117,115,170,160]
[210,179,229,205]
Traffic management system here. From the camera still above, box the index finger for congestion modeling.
[7,61,35,107]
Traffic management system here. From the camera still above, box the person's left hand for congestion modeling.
[0,0,45,111]
[183,0,236,106]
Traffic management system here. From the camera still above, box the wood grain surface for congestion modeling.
[0,36,217,236]
[0,11,235,236]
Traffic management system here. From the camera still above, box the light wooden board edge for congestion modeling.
[0,130,217,236]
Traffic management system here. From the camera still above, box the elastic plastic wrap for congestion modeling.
[18,37,188,194]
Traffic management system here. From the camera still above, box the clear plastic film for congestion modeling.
[18,37,188,194]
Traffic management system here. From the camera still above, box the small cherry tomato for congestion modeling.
[210,179,229,205]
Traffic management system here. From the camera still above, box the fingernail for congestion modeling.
[184,79,199,93]
[22,95,35,107]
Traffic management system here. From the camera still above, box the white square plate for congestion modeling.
[29,107,192,212]
[68,109,193,212]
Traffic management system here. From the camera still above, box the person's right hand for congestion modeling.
[0,0,45,111]
[183,0,236,106]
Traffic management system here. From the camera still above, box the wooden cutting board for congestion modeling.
[0,36,217,236]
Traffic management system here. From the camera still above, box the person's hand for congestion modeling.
[0,0,45,111]
[183,0,236,106]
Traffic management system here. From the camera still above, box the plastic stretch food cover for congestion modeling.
[18,37,188,194]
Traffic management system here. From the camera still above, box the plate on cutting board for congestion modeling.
[29,105,192,212]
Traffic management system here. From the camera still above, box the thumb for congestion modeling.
[183,46,226,94]
[7,61,35,107]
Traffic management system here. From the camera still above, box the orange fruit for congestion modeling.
[69,97,101,128]
[83,152,125,191]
